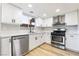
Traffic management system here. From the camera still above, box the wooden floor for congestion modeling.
[26,43,79,56]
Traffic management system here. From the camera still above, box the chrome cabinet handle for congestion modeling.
[41,36,42,38]
[35,37,37,40]
[12,19,15,23]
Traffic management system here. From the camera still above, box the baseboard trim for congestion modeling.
[66,48,79,53]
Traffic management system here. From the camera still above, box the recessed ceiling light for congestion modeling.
[28,4,32,8]
[43,13,47,16]
[56,9,60,12]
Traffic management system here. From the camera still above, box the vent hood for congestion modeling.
[53,15,65,26]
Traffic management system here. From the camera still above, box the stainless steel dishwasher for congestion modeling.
[11,35,29,56]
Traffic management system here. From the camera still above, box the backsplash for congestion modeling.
[1,23,53,33]
[34,27,53,33]
[1,23,29,33]
[66,25,79,34]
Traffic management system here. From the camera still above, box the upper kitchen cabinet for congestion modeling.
[35,17,53,27]
[42,17,53,27]
[65,11,78,25]
[2,4,30,25]
[2,4,14,24]
[35,18,43,27]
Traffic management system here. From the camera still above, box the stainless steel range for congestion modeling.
[51,28,66,49]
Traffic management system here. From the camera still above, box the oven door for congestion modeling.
[51,35,65,45]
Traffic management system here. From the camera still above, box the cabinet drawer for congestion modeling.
[66,34,79,39]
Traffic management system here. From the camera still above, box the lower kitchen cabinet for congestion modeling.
[29,32,51,50]
[43,32,51,44]
[46,33,51,44]
[29,34,39,50]
[0,37,11,56]
[66,34,79,52]
[40,34,45,44]
[29,34,45,50]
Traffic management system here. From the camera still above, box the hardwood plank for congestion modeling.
[26,43,79,56]
[27,48,57,56]
[40,44,70,56]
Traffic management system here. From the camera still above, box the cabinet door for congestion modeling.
[66,35,74,49]
[2,4,27,24]
[37,34,43,45]
[66,35,79,51]
[40,34,45,44]
[29,35,38,50]
[70,11,78,25]
[41,33,51,44]
[2,4,14,24]
[13,7,22,24]
[29,35,35,50]
[35,18,42,27]
[13,7,30,24]
[42,20,47,27]
[1,37,11,56]
[45,33,51,44]
[45,18,53,27]
[65,11,78,25]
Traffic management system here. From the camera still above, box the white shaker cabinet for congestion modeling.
[44,33,51,44]
[65,11,78,25]
[42,18,53,27]
[2,4,20,24]
[66,34,79,52]
[2,4,29,25]
[41,32,51,44]
[2,4,14,24]
[12,6,23,24]
[35,17,53,27]
[35,18,43,27]
[45,18,53,27]
[29,34,44,50]
[0,37,11,56]
[40,33,45,44]
[29,34,40,50]
[47,18,53,27]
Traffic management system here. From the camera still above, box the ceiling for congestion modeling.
[12,3,79,18]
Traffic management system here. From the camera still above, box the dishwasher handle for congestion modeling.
[13,37,26,40]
